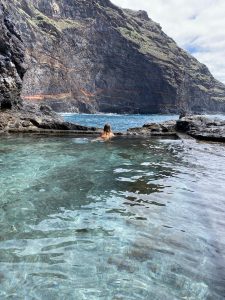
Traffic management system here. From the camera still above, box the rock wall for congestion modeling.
[0,2,26,109]
[2,0,225,114]
[0,1,95,133]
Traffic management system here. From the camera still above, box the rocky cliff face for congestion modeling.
[0,2,25,109]
[0,1,96,132]
[2,0,225,113]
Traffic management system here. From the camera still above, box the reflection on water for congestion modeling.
[0,135,225,299]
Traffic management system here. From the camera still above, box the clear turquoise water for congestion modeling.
[0,135,225,299]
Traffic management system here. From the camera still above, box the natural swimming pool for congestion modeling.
[0,135,225,299]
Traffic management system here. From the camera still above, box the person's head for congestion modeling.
[103,123,111,133]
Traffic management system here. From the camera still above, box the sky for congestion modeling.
[111,0,225,84]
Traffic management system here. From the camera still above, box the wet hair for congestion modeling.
[103,123,111,133]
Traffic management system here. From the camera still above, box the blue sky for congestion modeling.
[112,0,225,84]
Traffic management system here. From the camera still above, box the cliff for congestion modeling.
[0,2,25,110]
[2,0,225,114]
[0,1,96,132]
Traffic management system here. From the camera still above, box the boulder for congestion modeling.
[128,120,176,136]
[176,115,225,142]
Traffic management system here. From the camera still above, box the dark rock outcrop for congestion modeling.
[0,1,96,133]
[176,116,225,142]
[1,0,225,114]
[128,120,176,136]
[0,3,25,110]
[127,115,225,142]
[0,103,97,132]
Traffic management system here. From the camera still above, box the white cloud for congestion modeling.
[111,0,225,84]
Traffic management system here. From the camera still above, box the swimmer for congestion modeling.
[100,123,115,141]
[92,123,115,142]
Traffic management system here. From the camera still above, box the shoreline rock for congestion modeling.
[176,115,225,142]
[128,115,225,142]
[0,103,97,133]
[1,112,225,143]
[127,120,176,136]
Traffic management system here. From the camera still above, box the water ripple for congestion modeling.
[0,136,225,299]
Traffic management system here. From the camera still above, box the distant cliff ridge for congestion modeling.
[2,0,225,113]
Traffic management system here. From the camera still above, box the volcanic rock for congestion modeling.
[0,3,26,110]
[1,0,225,114]
[0,2,96,133]
[0,103,97,132]
[127,120,176,136]
[176,116,225,142]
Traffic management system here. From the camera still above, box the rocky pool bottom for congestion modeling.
[0,135,225,299]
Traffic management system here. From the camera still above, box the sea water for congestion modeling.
[60,113,179,131]
[0,134,225,299]
[60,113,225,132]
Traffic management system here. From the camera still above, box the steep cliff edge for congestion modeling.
[0,2,25,110]
[2,0,225,113]
[0,1,95,132]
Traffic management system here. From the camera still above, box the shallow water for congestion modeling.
[0,135,225,299]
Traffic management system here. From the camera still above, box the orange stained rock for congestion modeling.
[22,87,147,103]
[22,92,72,101]
[80,89,95,97]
